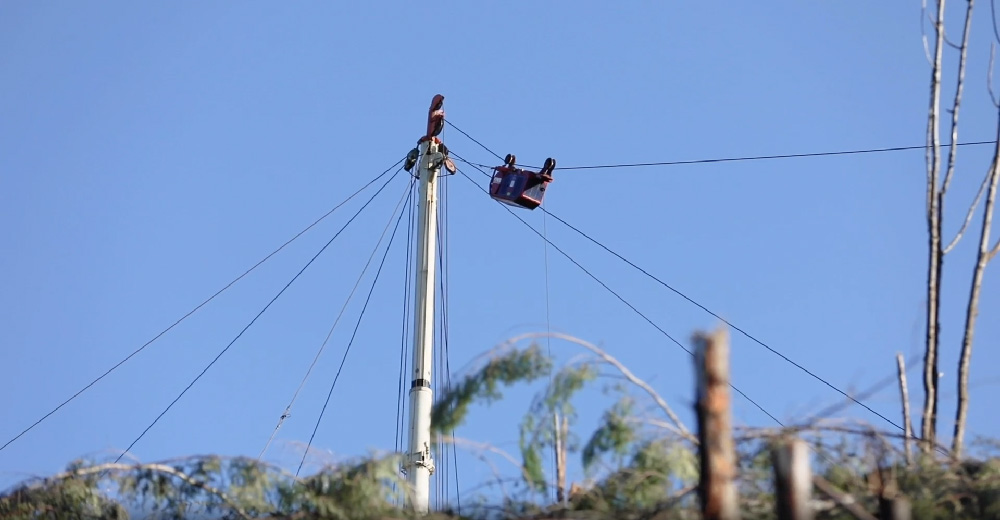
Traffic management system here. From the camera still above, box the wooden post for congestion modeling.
[874,462,911,520]
[772,437,814,520]
[896,353,914,466]
[554,412,567,504]
[879,496,912,520]
[694,327,740,520]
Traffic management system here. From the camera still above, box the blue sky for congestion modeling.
[2,1,998,506]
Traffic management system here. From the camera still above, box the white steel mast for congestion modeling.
[405,94,447,514]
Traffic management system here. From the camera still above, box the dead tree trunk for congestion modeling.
[772,437,814,520]
[896,353,914,465]
[694,327,740,520]
[953,130,1000,457]
[921,0,946,454]
[923,0,976,456]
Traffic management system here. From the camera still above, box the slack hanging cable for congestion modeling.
[455,167,783,427]
[452,151,900,432]
[296,183,412,477]
[1,158,404,455]
[115,168,405,463]
[259,177,417,461]
[541,200,557,503]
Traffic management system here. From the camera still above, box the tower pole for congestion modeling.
[405,95,446,513]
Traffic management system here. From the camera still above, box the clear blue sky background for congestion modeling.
[2,1,998,505]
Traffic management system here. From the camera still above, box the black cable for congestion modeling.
[115,167,405,463]
[434,199,443,509]
[550,141,994,170]
[444,119,504,162]
[0,157,404,455]
[454,166,783,427]
[448,123,957,446]
[798,351,949,457]
[259,177,417,461]
[434,177,461,513]
[296,179,413,477]
[446,127,993,171]
[538,206,905,432]
[391,181,416,503]
[445,184,461,515]
[443,119,983,433]
[806,352,921,424]
[447,115,933,432]
[436,180,447,508]
[454,148,904,433]
[395,181,415,458]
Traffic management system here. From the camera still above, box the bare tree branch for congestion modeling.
[648,486,698,520]
[734,420,946,454]
[437,435,531,499]
[945,163,993,254]
[989,44,1000,108]
[508,332,697,445]
[953,108,1000,457]
[942,0,975,195]
[897,353,915,466]
[627,416,693,440]
[925,0,942,216]
[923,0,935,65]
[993,0,1000,44]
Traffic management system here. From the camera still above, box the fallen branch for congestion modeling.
[19,462,251,520]
[812,474,878,520]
